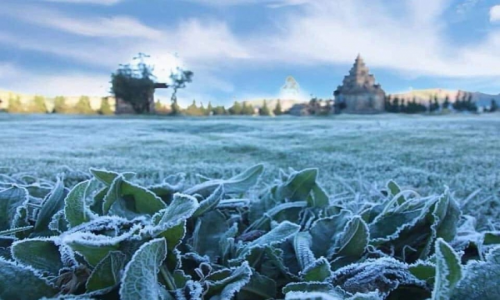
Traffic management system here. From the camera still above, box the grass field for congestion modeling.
[1,113,498,203]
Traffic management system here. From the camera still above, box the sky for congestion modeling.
[2,0,500,106]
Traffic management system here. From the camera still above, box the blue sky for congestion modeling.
[2,0,500,106]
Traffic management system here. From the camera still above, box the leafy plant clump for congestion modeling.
[0,165,499,300]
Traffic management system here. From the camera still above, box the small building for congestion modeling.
[288,103,310,116]
[334,55,386,114]
[115,83,167,114]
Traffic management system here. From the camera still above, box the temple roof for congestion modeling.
[335,55,385,95]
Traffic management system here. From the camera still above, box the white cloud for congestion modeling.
[0,6,162,39]
[184,0,310,7]
[43,0,123,5]
[490,5,500,22]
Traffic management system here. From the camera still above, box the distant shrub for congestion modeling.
[28,95,48,114]
[7,94,24,113]
[52,96,72,114]
[74,96,95,115]
[98,97,113,115]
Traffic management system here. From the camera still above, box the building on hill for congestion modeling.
[334,55,386,114]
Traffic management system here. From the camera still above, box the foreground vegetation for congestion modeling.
[0,164,499,300]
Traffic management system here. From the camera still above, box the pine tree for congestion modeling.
[385,95,392,112]
[74,96,95,114]
[274,100,283,116]
[242,102,254,115]
[393,97,400,113]
[53,96,70,114]
[401,99,407,113]
[490,99,498,112]
[170,96,182,116]
[443,95,450,110]
[259,100,271,116]
[185,100,204,116]
[30,95,48,113]
[206,102,213,116]
[229,101,243,115]
[7,95,23,113]
[99,97,113,115]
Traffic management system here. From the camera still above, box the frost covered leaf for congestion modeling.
[238,221,301,258]
[0,186,28,230]
[103,176,166,218]
[183,164,264,197]
[387,181,405,205]
[432,238,462,300]
[285,291,343,300]
[119,238,167,300]
[192,185,224,218]
[408,260,436,285]
[192,210,228,262]
[64,180,96,228]
[293,232,315,271]
[154,193,199,229]
[0,257,57,299]
[205,261,252,300]
[86,251,126,292]
[334,216,369,257]
[451,246,500,300]
[332,257,428,296]
[309,211,351,258]
[282,282,340,295]
[34,180,67,234]
[90,168,135,186]
[277,168,318,202]
[237,271,277,300]
[302,257,333,282]
[175,280,203,300]
[309,183,330,208]
[11,238,63,275]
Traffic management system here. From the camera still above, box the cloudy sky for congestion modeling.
[1,0,500,106]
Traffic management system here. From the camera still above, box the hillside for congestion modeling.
[391,88,500,108]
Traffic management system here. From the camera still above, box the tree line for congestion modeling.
[5,95,113,115]
[154,99,284,116]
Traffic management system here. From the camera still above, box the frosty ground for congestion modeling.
[1,113,498,204]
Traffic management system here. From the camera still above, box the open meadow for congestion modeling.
[1,113,498,198]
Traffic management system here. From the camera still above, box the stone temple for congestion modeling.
[334,55,386,113]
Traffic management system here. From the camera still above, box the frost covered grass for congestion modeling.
[1,113,498,210]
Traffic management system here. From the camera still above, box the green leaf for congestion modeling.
[238,221,301,258]
[330,217,369,267]
[277,168,318,202]
[0,186,28,230]
[293,232,315,271]
[90,168,135,186]
[285,291,343,300]
[0,257,57,299]
[192,185,224,218]
[282,282,339,294]
[302,257,333,282]
[183,164,264,197]
[432,238,463,300]
[11,238,63,275]
[64,180,96,228]
[86,251,126,292]
[409,260,436,285]
[154,193,199,228]
[103,176,166,218]
[237,272,277,300]
[308,184,329,208]
[387,181,405,205]
[451,246,500,299]
[192,210,228,262]
[34,180,67,234]
[119,238,168,300]
[205,261,252,300]
[309,211,351,258]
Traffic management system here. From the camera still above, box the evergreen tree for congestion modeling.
[490,99,498,112]
[274,99,283,116]
[170,96,182,116]
[443,95,450,110]
[242,102,254,115]
[229,101,243,115]
[74,96,95,114]
[400,99,407,113]
[53,96,70,114]
[433,96,440,112]
[212,106,226,115]
[185,100,204,116]
[99,97,113,115]
[393,97,400,113]
[30,95,48,113]
[206,102,213,116]
[385,95,392,112]
[7,95,23,113]
[259,100,271,116]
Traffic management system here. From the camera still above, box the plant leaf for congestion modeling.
[277,168,318,202]
[0,186,28,230]
[64,180,96,228]
[86,251,127,292]
[432,238,463,300]
[11,237,63,275]
[34,180,67,234]
[119,238,168,300]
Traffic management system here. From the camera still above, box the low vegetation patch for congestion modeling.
[0,165,498,299]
